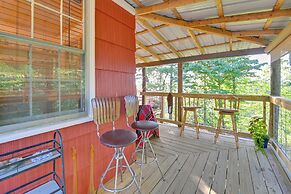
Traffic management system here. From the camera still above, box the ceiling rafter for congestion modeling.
[138,13,269,46]
[165,1,206,55]
[136,29,281,53]
[215,0,232,51]
[136,0,207,15]
[137,25,280,37]
[138,40,241,58]
[136,40,162,60]
[188,29,205,54]
[187,9,291,27]
[134,0,182,59]
[135,54,147,62]
[138,19,183,57]
[263,0,285,30]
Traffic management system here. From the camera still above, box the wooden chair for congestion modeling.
[91,97,141,193]
[214,96,240,148]
[180,97,201,139]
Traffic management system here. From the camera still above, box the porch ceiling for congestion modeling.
[125,0,291,65]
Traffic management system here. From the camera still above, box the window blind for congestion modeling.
[0,0,85,127]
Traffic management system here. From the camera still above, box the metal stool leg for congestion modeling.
[139,132,146,188]
[100,147,141,193]
[147,138,165,180]
[122,151,142,194]
[114,156,119,194]
[99,153,115,191]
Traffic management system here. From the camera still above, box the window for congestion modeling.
[0,0,85,127]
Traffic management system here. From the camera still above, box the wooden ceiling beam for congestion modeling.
[139,40,242,58]
[136,40,162,60]
[136,29,280,51]
[189,9,291,27]
[138,19,183,57]
[166,2,206,55]
[134,0,181,58]
[188,29,205,54]
[140,9,291,28]
[138,14,269,46]
[132,0,144,7]
[136,0,206,15]
[215,0,230,50]
[136,54,147,63]
[137,26,280,37]
[137,47,266,67]
[265,22,291,53]
[216,0,226,30]
[263,0,285,30]
[232,29,281,36]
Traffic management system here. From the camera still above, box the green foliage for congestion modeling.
[248,117,269,153]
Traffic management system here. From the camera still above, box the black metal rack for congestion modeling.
[0,130,66,194]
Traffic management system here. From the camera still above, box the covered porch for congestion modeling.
[0,0,291,193]
[98,124,291,194]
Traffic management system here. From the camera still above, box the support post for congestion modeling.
[142,68,146,105]
[269,58,281,138]
[177,63,183,123]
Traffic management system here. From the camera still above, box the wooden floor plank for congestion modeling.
[159,133,225,152]
[196,151,219,194]
[166,153,199,193]
[181,152,210,194]
[257,151,283,194]
[266,149,291,194]
[160,129,238,150]
[151,139,190,154]
[238,148,254,194]
[247,148,269,194]
[157,137,209,153]
[99,125,290,194]
[211,149,228,194]
[226,149,239,194]
[151,154,189,194]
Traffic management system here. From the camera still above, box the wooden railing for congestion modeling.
[141,91,291,172]
[141,92,270,138]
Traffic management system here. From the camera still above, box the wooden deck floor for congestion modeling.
[98,124,291,194]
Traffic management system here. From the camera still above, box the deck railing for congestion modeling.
[141,91,291,171]
[141,92,269,138]
[269,96,291,170]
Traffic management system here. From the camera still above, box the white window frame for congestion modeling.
[0,0,95,143]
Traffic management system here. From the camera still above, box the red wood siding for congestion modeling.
[0,0,136,193]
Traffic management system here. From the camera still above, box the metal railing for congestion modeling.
[269,97,291,169]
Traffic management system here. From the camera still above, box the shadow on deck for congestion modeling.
[98,124,291,194]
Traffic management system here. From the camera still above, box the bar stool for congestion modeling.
[180,97,201,139]
[91,97,141,194]
[124,96,164,187]
[214,96,240,148]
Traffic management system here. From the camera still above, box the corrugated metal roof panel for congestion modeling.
[138,33,160,45]
[129,0,291,64]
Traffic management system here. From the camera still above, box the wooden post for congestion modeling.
[177,63,183,123]
[263,101,266,123]
[142,67,146,105]
[269,58,281,138]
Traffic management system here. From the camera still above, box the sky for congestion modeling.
[249,53,270,65]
